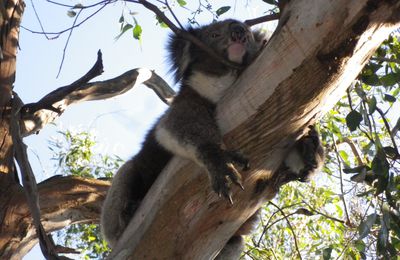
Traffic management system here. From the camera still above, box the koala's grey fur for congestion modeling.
[100,18,324,260]
[101,19,263,249]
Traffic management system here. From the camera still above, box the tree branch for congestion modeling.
[269,202,302,260]
[0,176,110,259]
[244,13,280,26]
[19,51,175,137]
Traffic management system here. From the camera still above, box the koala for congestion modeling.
[216,125,324,260]
[100,18,324,259]
[101,19,264,248]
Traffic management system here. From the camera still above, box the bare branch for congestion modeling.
[57,9,83,78]
[269,202,302,260]
[336,137,364,166]
[244,13,280,27]
[19,52,174,136]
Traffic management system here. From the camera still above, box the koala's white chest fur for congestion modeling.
[155,125,199,164]
[186,71,237,103]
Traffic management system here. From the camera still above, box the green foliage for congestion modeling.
[215,6,231,17]
[51,130,123,258]
[116,13,142,41]
[50,130,122,178]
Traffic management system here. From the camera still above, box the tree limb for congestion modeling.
[19,51,175,136]
[0,176,110,259]
[244,13,280,27]
[269,201,302,260]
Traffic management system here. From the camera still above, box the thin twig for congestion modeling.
[244,13,280,26]
[375,106,399,156]
[256,202,302,247]
[347,87,353,110]
[21,2,110,37]
[332,134,352,226]
[337,137,364,166]
[165,0,184,30]
[302,200,346,225]
[269,201,303,260]
[46,0,116,10]
[30,0,51,40]
[57,9,83,78]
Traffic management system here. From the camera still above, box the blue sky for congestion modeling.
[18,1,269,258]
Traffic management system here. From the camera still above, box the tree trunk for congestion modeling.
[0,0,25,257]
[109,1,400,259]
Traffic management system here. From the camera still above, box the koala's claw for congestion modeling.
[211,163,244,204]
[226,150,250,171]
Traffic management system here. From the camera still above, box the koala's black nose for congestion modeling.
[230,23,246,42]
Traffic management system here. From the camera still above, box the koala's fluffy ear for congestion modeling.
[167,28,198,82]
[245,29,268,64]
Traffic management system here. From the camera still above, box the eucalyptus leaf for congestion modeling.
[67,10,76,18]
[346,110,363,131]
[358,213,377,240]
[322,247,332,260]
[133,24,142,40]
[368,96,377,114]
[216,6,231,16]
[384,93,396,103]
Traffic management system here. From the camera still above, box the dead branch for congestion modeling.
[19,51,174,137]
[1,176,110,259]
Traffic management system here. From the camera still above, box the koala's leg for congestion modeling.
[101,128,172,248]
[101,160,140,247]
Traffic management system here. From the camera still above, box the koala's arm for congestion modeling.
[216,126,324,260]
[155,88,249,203]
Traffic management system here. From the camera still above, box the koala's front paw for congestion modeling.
[210,163,243,204]
[225,150,250,171]
[295,125,324,181]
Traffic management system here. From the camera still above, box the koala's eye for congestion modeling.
[211,32,220,38]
